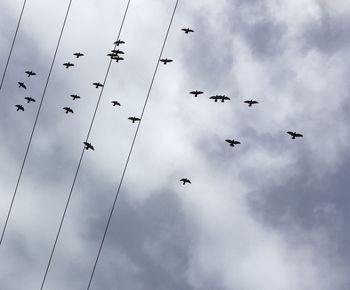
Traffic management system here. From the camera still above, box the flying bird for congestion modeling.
[63,107,74,114]
[244,100,259,107]
[225,139,241,147]
[160,58,173,65]
[83,142,94,151]
[18,82,26,89]
[181,28,194,34]
[63,62,74,69]
[190,90,203,97]
[286,131,303,139]
[93,82,104,88]
[25,70,36,77]
[24,97,35,103]
[128,116,141,123]
[73,52,84,58]
[180,178,191,185]
[111,49,124,55]
[111,55,124,63]
[111,101,121,106]
[70,94,80,100]
[210,95,230,103]
[15,104,24,111]
[114,39,125,46]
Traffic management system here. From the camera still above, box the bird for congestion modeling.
[111,49,124,55]
[73,52,84,58]
[181,28,194,34]
[93,82,104,88]
[63,62,74,69]
[25,70,36,77]
[244,100,259,107]
[83,142,94,151]
[210,95,230,102]
[180,178,191,185]
[24,97,35,103]
[111,101,121,106]
[225,139,241,147]
[15,104,24,111]
[63,107,74,114]
[111,55,124,63]
[190,90,203,97]
[160,58,173,64]
[70,94,80,100]
[128,116,141,123]
[286,131,303,139]
[18,82,26,89]
[114,39,125,46]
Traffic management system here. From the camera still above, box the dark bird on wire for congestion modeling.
[63,62,74,69]
[287,131,303,139]
[190,90,203,97]
[63,107,74,114]
[244,100,259,107]
[180,178,191,185]
[70,94,80,100]
[24,97,35,103]
[73,52,84,58]
[93,82,104,88]
[114,39,125,46]
[25,70,36,77]
[160,58,173,65]
[128,116,141,123]
[83,142,94,151]
[18,82,26,89]
[111,55,124,63]
[210,95,230,103]
[112,101,121,106]
[225,139,241,147]
[111,49,124,55]
[181,28,194,34]
[15,104,24,112]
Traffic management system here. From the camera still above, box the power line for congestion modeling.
[0,0,73,245]
[0,0,27,94]
[38,1,132,289]
[86,1,179,289]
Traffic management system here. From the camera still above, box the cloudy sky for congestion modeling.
[0,0,350,289]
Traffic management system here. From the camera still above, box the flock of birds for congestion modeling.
[12,27,303,186]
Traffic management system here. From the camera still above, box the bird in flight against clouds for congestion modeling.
[225,139,241,147]
[114,39,125,46]
[210,95,230,103]
[160,58,173,65]
[181,28,194,34]
[128,116,141,123]
[24,97,35,103]
[63,107,74,114]
[244,99,259,107]
[180,178,191,185]
[73,52,84,58]
[25,70,36,77]
[83,142,94,151]
[15,104,24,112]
[70,94,80,100]
[18,82,26,89]
[286,131,303,139]
[190,90,204,97]
[111,101,121,106]
[93,82,104,88]
[63,62,74,69]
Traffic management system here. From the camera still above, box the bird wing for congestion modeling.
[286,131,294,136]
[295,133,303,137]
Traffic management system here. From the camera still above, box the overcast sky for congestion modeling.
[0,0,350,289]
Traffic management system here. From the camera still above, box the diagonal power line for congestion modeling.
[0,0,73,245]
[0,0,28,94]
[39,1,132,289]
[86,0,179,289]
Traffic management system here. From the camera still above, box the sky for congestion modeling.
[0,0,350,289]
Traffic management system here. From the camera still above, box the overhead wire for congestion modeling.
[38,0,132,289]
[0,0,28,94]
[86,0,179,289]
[0,0,73,245]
